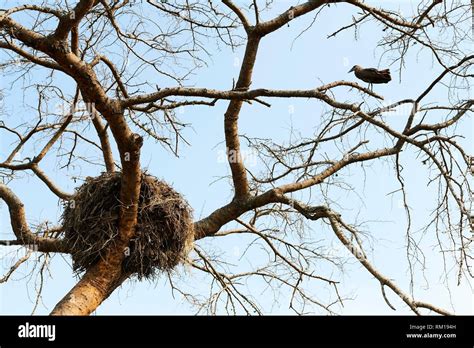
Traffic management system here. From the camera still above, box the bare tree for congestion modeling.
[0,0,472,315]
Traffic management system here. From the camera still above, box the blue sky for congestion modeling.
[1,1,472,315]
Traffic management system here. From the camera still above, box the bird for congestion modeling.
[348,65,391,90]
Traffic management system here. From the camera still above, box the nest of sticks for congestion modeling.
[61,172,194,280]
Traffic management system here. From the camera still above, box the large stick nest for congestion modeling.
[61,172,194,280]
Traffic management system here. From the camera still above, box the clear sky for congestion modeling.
[0,0,472,315]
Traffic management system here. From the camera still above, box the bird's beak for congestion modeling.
[348,67,354,73]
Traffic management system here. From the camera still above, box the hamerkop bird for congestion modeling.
[348,65,391,89]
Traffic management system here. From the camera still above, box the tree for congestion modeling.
[0,0,472,315]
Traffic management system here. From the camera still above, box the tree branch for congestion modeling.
[222,0,251,32]
[121,85,370,111]
[256,0,329,36]
[54,0,99,40]
[0,184,68,253]
[327,211,452,315]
